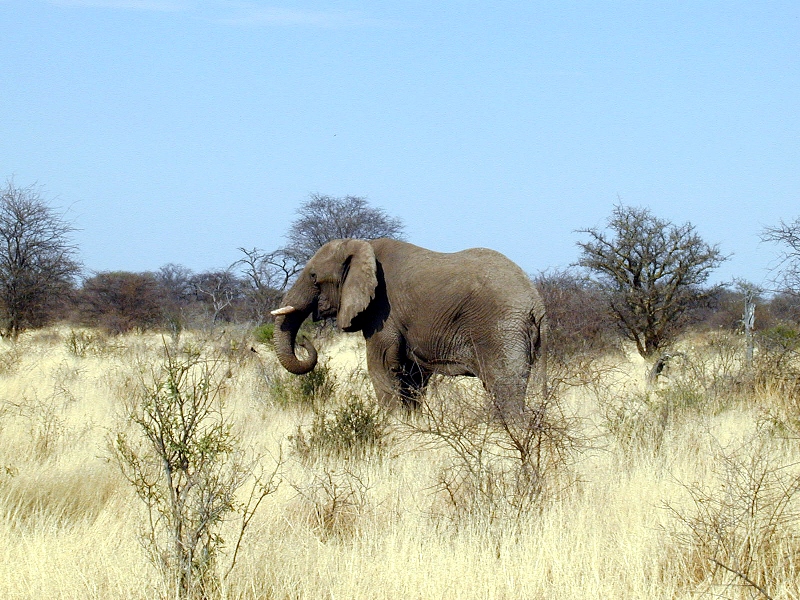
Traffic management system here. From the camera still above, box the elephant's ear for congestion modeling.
[338,239,378,330]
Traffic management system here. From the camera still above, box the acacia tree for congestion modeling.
[286,194,405,262]
[0,180,81,338]
[576,205,726,358]
[78,271,166,334]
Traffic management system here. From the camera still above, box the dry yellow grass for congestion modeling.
[0,326,798,599]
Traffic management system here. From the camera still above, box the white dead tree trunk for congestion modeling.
[744,293,756,369]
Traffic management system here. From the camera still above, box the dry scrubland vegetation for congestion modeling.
[4,178,800,599]
[1,325,800,599]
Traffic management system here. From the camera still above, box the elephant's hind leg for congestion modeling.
[480,351,532,420]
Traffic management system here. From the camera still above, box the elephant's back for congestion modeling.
[373,239,539,315]
[449,247,538,300]
[372,239,529,281]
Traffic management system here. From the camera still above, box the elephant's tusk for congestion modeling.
[271,305,297,316]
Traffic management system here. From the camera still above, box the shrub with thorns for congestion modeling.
[412,374,580,527]
[114,341,281,600]
[667,433,800,600]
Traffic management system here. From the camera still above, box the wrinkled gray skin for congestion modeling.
[272,238,546,413]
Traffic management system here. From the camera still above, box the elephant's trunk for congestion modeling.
[273,309,318,375]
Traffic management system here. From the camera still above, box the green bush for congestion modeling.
[761,324,800,348]
[253,323,274,344]
[291,395,387,460]
[114,343,281,599]
[298,362,336,403]
[271,360,336,409]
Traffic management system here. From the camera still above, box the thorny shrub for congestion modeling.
[65,329,104,357]
[413,375,580,528]
[0,342,23,376]
[114,342,281,600]
[534,268,618,362]
[600,388,672,456]
[753,325,800,399]
[666,432,800,599]
[600,334,752,456]
[4,369,83,462]
[291,466,372,540]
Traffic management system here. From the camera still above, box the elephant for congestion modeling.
[271,238,546,414]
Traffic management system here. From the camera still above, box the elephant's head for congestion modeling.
[271,239,378,374]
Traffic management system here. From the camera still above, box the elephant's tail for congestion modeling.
[529,306,548,400]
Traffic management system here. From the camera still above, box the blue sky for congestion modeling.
[2,1,798,286]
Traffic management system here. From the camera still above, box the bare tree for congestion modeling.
[0,180,81,338]
[762,217,800,295]
[234,247,302,321]
[156,263,196,305]
[286,194,405,262]
[154,263,197,333]
[576,204,726,358]
[192,270,243,323]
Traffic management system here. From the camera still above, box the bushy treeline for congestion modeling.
[32,266,800,355]
[537,269,799,360]
[5,177,800,354]
[70,265,281,334]
[0,181,409,338]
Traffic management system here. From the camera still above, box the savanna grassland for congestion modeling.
[1,326,799,599]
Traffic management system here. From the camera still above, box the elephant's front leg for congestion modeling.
[364,335,427,410]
